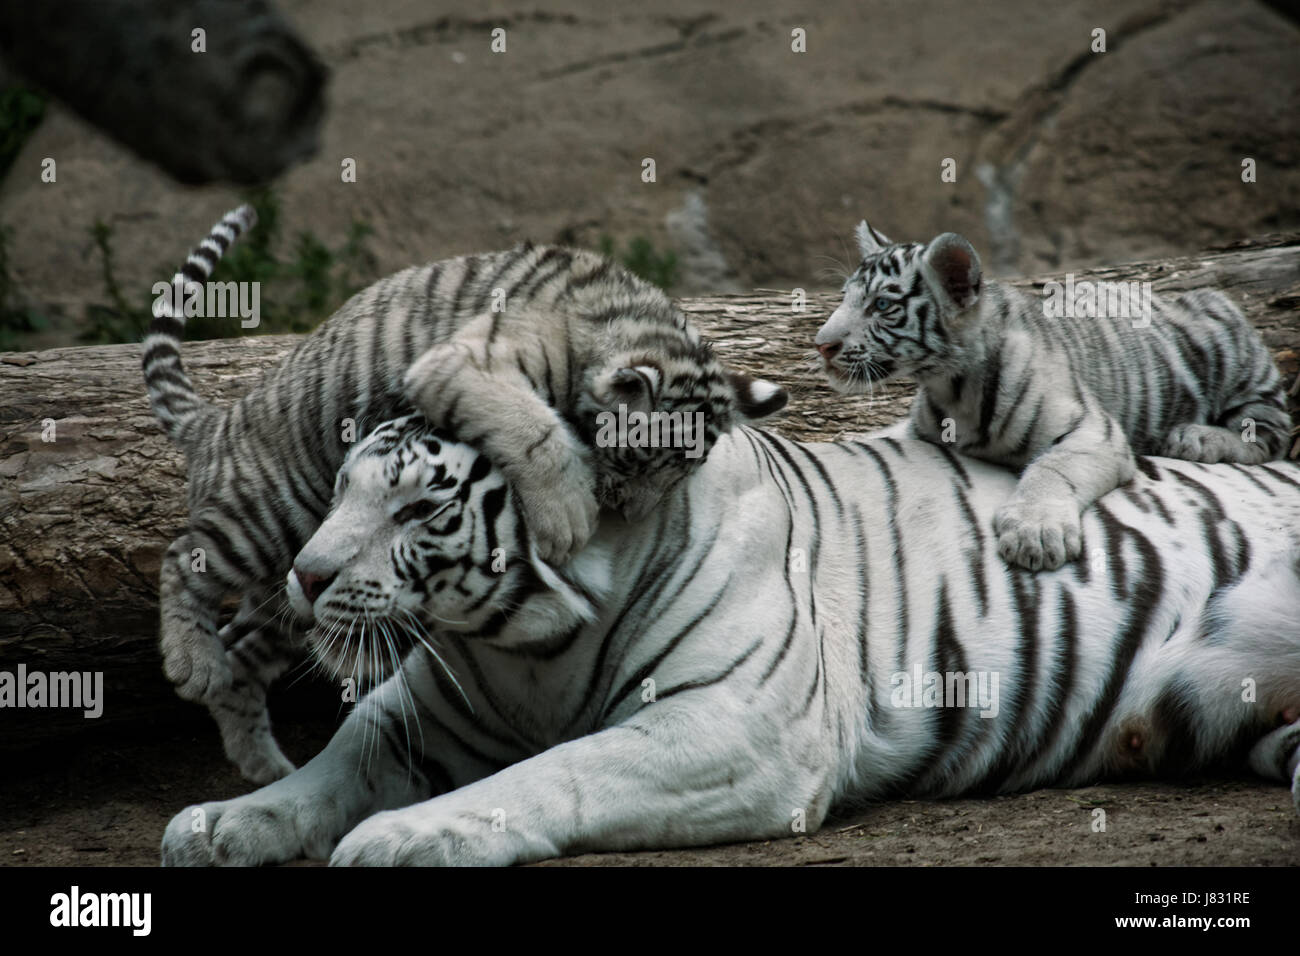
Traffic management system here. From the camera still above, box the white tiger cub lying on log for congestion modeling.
[142,207,785,783]
[162,415,1300,866]
[814,221,1290,572]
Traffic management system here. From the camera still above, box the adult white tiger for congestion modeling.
[162,417,1300,866]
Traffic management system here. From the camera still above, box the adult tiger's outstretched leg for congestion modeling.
[330,693,824,867]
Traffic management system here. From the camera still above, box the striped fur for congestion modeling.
[815,222,1290,571]
[141,208,786,782]
[162,421,1300,866]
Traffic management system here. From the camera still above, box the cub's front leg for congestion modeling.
[404,328,597,563]
[992,399,1135,572]
[208,625,301,784]
[159,531,235,702]
[331,699,827,866]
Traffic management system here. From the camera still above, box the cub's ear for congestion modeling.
[922,232,982,311]
[855,220,892,258]
[728,371,788,422]
[599,364,661,414]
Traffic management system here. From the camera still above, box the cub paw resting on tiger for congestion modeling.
[162,416,1300,866]
[815,221,1290,571]
[143,207,786,783]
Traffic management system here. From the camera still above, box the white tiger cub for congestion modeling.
[815,221,1291,571]
[162,416,1300,866]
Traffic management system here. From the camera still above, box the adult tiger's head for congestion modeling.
[286,415,596,681]
[814,221,983,392]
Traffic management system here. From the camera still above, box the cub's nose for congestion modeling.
[294,567,337,604]
[817,341,842,360]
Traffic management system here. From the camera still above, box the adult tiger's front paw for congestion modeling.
[161,798,301,867]
[993,497,1082,572]
[331,806,545,866]
[161,787,345,866]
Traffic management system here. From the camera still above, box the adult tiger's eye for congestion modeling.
[875,297,892,312]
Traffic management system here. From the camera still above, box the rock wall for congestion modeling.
[1,0,1297,341]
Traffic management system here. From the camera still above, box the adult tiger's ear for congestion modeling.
[922,232,982,312]
[855,219,892,258]
[728,371,788,422]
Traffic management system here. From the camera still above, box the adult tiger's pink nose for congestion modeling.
[294,567,336,604]
[817,341,842,360]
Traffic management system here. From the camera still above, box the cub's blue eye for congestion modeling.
[874,297,892,312]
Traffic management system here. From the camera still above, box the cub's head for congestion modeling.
[287,415,593,681]
[574,335,787,522]
[814,221,983,392]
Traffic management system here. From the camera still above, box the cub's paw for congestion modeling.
[161,634,233,702]
[331,807,525,866]
[1160,423,1264,465]
[514,439,598,564]
[161,790,337,866]
[211,665,296,784]
[993,498,1082,572]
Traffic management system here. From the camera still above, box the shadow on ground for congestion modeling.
[4,720,1296,866]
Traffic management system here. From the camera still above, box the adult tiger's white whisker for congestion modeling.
[287,620,334,687]
[421,608,469,627]
[379,618,420,783]
[341,615,371,754]
[364,615,381,776]
[246,587,286,621]
[396,607,474,714]
[285,617,344,690]
[356,614,379,777]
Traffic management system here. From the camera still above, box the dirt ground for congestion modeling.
[2,714,1296,867]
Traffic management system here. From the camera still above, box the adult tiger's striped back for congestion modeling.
[140,208,786,784]
[162,419,1300,866]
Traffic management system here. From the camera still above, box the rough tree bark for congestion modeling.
[1,236,1297,746]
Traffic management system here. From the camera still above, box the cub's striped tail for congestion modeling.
[141,206,256,450]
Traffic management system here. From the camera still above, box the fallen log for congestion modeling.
[1,235,1298,747]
